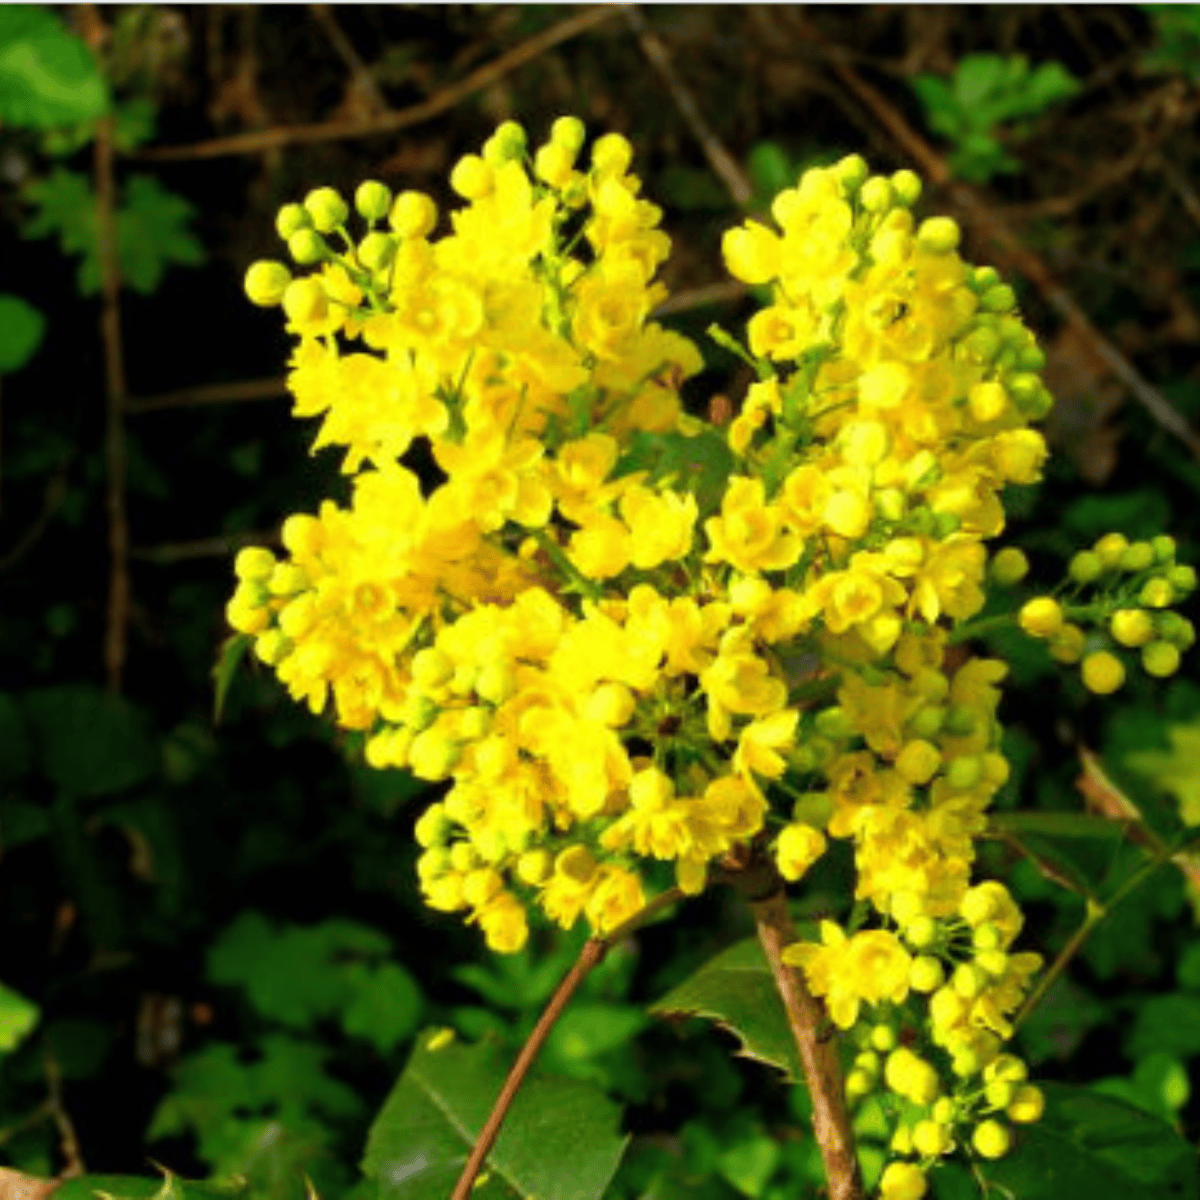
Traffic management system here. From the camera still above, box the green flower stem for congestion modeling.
[948,602,1103,646]
[531,527,603,600]
[449,887,685,1200]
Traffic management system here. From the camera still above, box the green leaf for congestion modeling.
[341,962,424,1053]
[0,295,46,374]
[1126,721,1200,826]
[22,168,203,296]
[362,1030,628,1200]
[613,428,736,521]
[213,634,252,724]
[976,1082,1199,1199]
[1177,939,1200,989]
[23,685,156,796]
[116,174,204,294]
[54,1174,241,1200]
[649,938,800,1081]
[0,6,108,130]
[0,980,40,1051]
[0,690,31,781]
[718,1134,780,1198]
[1126,992,1200,1059]
[746,142,794,205]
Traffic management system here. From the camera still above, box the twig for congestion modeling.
[751,886,864,1200]
[623,7,753,208]
[125,376,288,415]
[449,887,683,1200]
[0,467,70,573]
[652,279,747,319]
[92,69,131,694]
[138,6,621,161]
[43,1046,84,1178]
[307,4,388,115]
[131,530,280,564]
[799,20,1200,462]
[0,1100,54,1148]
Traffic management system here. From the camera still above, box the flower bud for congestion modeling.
[244,260,292,306]
[450,154,494,199]
[304,186,349,233]
[355,179,392,221]
[1081,650,1125,694]
[890,169,922,206]
[282,277,329,325]
[591,132,632,175]
[1018,597,1062,638]
[1119,541,1155,572]
[972,1120,1011,1159]
[1142,640,1181,677]
[1093,532,1129,568]
[1068,550,1103,584]
[550,115,586,155]
[912,1119,951,1158]
[834,154,868,191]
[989,547,1028,585]
[860,176,893,212]
[1007,1084,1045,1123]
[917,216,960,253]
[389,191,437,239]
[969,381,1008,422]
[1169,564,1197,593]
[234,545,277,580]
[287,228,327,265]
[357,231,397,272]
[1140,578,1175,608]
[980,284,1016,313]
[275,202,311,240]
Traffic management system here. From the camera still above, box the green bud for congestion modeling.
[287,228,327,265]
[917,216,960,253]
[491,119,528,160]
[972,266,1000,292]
[943,704,977,736]
[1016,343,1047,371]
[1068,549,1103,584]
[946,755,982,790]
[244,260,292,307]
[908,706,946,740]
[1169,564,1197,594]
[1140,578,1175,608]
[550,115,586,155]
[791,790,834,827]
[1156,611,1196,649]
[890,169,922,206]
[1119,541,1155,572]
[1152,534,1177,563]
[1142,640,1182,677]
[860,176,893,212]
[358,231,397,272]
[814,706,853,740]
[981,284,1017,313]
[354,180,392,222]
[933,511,962,538]
[304,186,349,233]
[275,202,311,240]
[834,154,868,191]
[989,547,1029,586]
[962,325,1001,364]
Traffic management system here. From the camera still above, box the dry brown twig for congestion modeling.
[138,6,621,161]
[623,6,754,208]
[794,17,1200,462]
[125,376,288,416]
[307,4,389,118]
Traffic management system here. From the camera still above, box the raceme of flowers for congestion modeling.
[227,119,1195,1194]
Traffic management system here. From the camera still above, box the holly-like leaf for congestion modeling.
[976,1082,1199,1199]
[55,1173,241,1200]
[649,938,800,1081]
[0,980,40,1051]
[362,1030,628,1200]
[341,961,424,1054]
[0,5,108,130]
[0,294,46,374]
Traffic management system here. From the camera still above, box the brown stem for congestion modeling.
[449,888,682,1200]
[751,887,864,1200]
[138,6,620,162]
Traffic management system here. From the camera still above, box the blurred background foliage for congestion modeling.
[2,6,1200,1199]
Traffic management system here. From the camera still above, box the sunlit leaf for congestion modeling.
[0,294,46,374]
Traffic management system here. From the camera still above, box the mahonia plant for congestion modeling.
[227,118,1194,1200]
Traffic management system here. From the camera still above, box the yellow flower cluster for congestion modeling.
[226,119,1188,1181]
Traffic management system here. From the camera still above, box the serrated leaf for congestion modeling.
[0,6,108,130]
[54,1174,241,1200]
[117,174,204,294]
[649,938,800,1081]
[362,1031,628,1200]
[0,295,45,374]
[0,980,40,1051]
[1126,992,1200,1060]
[341,962,423,1053]
[976,1082,1199,1199]
[23,685,156,796]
